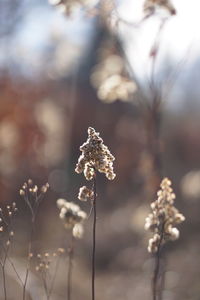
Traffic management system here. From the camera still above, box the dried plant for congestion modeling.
[145,178,185,300]
[75,127,116,300]
[20,179,49,300]
[35,248,65,300]
[57,199,87,300]
[90,39,137,103]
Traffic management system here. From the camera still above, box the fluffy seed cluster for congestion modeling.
[35,248,65,272]
[78,186,94,202]
[20,179,49,219]
[145,178,185,253]
[75,127,116,181]
[90,39,137,103]
[57,199,87,239]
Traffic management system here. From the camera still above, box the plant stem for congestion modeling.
[2,265,7,300]
[67,234,74,300]
[92,173,97,300]
[152,222,165,300]
[23,218,34,300]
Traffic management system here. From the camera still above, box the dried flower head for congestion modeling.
[78,186,94,202]
[90,39,137,103]
[20,179,49,220]
[75,127,116,181]
[145,178,185,253]
[57,199,87,238]
[35,248,65,273]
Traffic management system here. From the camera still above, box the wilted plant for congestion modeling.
[57,199,87,300]
[75,127,116,300]
[145,177,185,300]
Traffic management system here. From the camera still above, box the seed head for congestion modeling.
[145,178,185,253]
[57,199,87,238]
[75,127,116,181]
[78,186,94,202]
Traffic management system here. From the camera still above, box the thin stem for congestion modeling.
[41,273,49,300]
[22,219,35,300]
[152,221,165,300]
[0,233,22,286]
[67,234,74,300]
[48,254,61,299]
[1,235,12,300]
[7,256,23,286]
[92,172,97,300]
[2,265,7,300]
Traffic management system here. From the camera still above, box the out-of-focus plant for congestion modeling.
[90,38,137,103]
[35,248,65,300]
[145,178,185,300]
[0,203,18,300]
[19,179,49,300]
[57,199,87,300]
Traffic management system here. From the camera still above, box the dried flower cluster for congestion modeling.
[91,42,137,103]
[143,0,176,16]
[0,203,17,240]
[35,248,65,272]
[145,178,185,253]
[0,203,17,259]
[19,179,49,219]
[78,186,94,202]
[49,0,96,15]
[75,127,116,181]
[57,199,87,238]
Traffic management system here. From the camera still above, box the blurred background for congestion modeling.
[1,0,200,299]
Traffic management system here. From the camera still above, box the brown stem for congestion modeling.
[92,172,97,300]
[152,222,165,300]
[67,234,74,300]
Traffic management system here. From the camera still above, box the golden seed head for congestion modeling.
[78,186,94,202]
[75,127,116,181]
[145,177,185,253]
